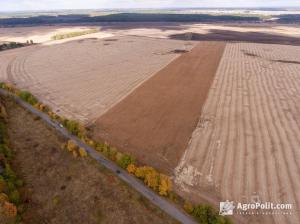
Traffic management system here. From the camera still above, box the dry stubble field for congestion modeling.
[175,43,300,224]
[0,35,195,123]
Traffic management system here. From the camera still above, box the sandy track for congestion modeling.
[175,43,300,224]
[0,36,195,123]
[91,42,225,174]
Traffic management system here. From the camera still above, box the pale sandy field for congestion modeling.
[174,43,300,224]
[0,25,113,44]
[100,23,300,39]
[0,35,195,123]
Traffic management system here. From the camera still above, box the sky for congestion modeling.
[1,0,299,12]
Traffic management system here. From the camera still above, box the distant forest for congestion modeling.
[0,13,261,26]
[0,12,299,26]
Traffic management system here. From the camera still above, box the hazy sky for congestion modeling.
[1,0,299,11]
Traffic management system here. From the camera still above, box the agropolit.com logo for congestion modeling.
[219,200,235,216]
[219,200,293,216]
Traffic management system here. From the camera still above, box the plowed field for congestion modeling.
[91,42,225,174]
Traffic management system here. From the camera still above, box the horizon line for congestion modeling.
[1,6,300,13]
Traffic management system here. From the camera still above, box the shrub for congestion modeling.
[0,122,8,144]
[0,105,8,120]
[79,147,88,157]
[8,189,20,205]
[63,119,85,136]
[6,180,16,192]
[15,179,23,188]
[87,139,95,147]
[0,144,12,160]
[38,103,49,112]
[191,204,231,224]
[108,147,117,161]
[0,83,15,92]
[143,167,159,190]
[183,201,194,214]
[101,144,109,157]
[168,191,177,202]
[0,193,9,204]
[95,143,105,152]
[134,166,172,195]
[158,174,172,196]
[117,154,135,169]
[4,164,17,182]
[0,109,23,220]
[135,166,146,179]
[3,201,17,217]
[0,177,7,192]
[18,91,38,105]
[126,164,137,174]
[115,152,124,162]
[67,140,77,152]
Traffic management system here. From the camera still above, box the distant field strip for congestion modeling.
[175,43,300,224]
[92,42,225,174]
[51,28,98,40]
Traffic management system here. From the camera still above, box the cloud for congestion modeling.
[1,0,299,11]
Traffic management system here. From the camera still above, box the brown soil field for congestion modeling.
[90,41,225,174]
[0,36,195,123]
[175,43,300,224]
[5,98,178,224]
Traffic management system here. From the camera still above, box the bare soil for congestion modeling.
[90,42,225,174]
[5,99,178,224]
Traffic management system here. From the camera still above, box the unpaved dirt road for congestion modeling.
[91,42,225,174]
[175,43,300,224]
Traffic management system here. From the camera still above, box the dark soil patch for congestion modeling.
[169,49,189,54]
[169,30,300,46]
[104,38,118,42]
[271,59,300,65]
[242,50,260,57]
